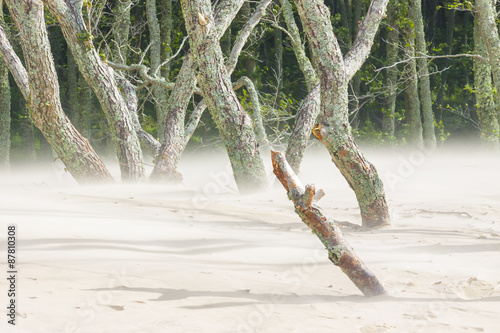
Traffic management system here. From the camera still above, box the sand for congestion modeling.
[1,146,499,333]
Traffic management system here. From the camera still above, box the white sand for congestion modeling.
[1,147,499,333]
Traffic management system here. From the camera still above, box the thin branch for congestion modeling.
[153,36,188,76]
[375,53,486,72]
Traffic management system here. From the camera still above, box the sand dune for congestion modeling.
[1,147,499,332]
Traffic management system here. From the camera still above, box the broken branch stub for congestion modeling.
[271,150,386,296]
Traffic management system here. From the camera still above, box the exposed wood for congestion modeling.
[271,150,386,297]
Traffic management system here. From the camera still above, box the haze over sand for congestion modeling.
[1,146,499,332]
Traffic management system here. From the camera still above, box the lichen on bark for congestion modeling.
[294,0,390,227]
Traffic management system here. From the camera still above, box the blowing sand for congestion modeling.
[1,146,499,333]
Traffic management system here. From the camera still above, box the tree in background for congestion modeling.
[0,0,10,169]
[475,0,500,150]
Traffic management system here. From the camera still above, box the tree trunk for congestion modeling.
[146,0,168,141]
[435,3,454,120]
[274,28,283,91]
[410,0,436,149]
[234,76,268,145]
[19,101,36,161]
[151,0,265,183]
[280,0,319,91]
[45,0,145,181]
[382,0,399,138]
[181,0,268,192]
[67,50,81,127]
[111,0,132,64]
[474,15,499,150]
[0,0,10,170]
[160,0,173,79]
[476,0,500,128]
[2,0,112,183]
[281,0,321,174]
[294,0,390,228]
[272,151,386,296]
[403,19,424,147]
[285,85,320,173]
[115,74,161,156]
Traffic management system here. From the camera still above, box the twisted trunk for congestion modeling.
[281,0,320,173]
[2,0,112,183]
[294,0,390,227]
[181,0,268,192]
[45,0,145,181]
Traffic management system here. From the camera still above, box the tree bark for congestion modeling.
[19,101,36,161]
[181,0,268,192]
[294,0,390,228]
[0,0,10,170]
[272,151,386,296]
[151,0,269,183]
[281,0,321,174]
[403,13,424,147]
[274,28,283,91]
[476,0,500,130]
[410,0,436,149]
[285,85,320,173]
[115,74,161,156]
[2,0,112,183]
[473,15,499,150]
[160,0,173,78]
[45,0,145,181]
[234,76,268,145]
[111,0,132,64]
[382,0,399,138]
[146,0,168,141]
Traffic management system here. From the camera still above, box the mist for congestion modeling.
[1,145,499,332]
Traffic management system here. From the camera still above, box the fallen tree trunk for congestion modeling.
[271,150,386,296]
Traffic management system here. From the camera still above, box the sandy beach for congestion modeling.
[1,147,499,332]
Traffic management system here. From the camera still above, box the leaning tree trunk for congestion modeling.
[473,14,499,150]
[181,0,268,192]
[476,0,500,129]
[151,0,266,183]
[1,0,112,183]
[45,0,145,181]
[410,0,436,149]
[0,0,10,170]
[285,85,320,173]
[272,151,386,296]
[294,0,390,227]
